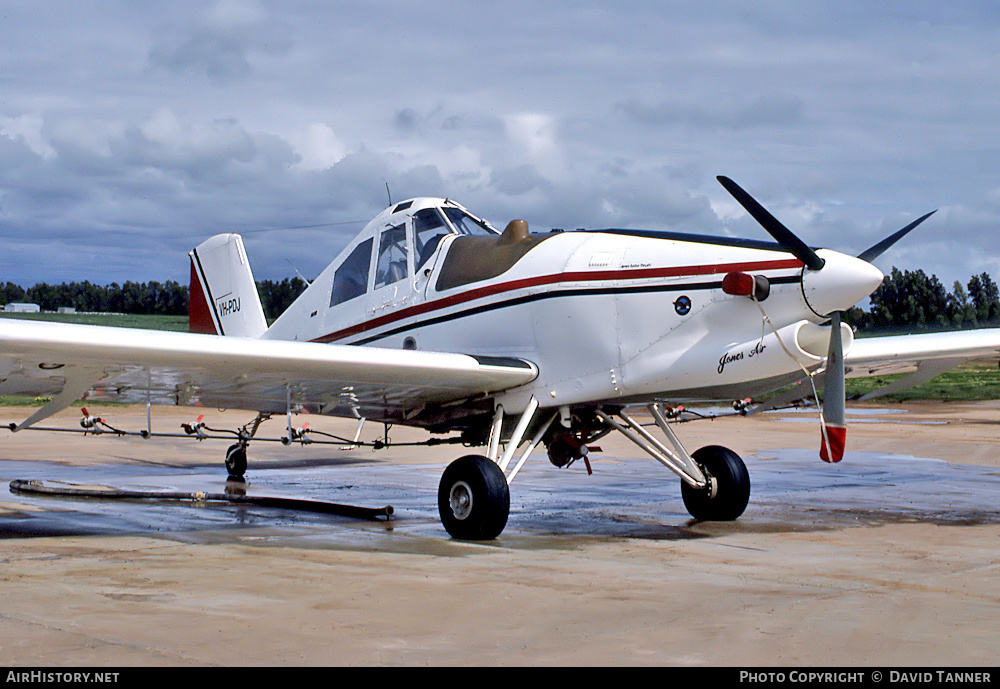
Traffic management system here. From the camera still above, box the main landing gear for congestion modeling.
[438,455,510,540]
[438,395,554,540]
[436,399,751,541]
[680,445,751,521]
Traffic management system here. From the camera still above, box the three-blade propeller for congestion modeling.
[717,176,936,462]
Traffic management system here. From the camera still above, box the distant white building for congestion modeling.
[3,303,40,313]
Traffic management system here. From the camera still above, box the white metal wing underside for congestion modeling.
[0,320,538,428]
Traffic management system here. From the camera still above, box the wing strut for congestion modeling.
[855,357,967,402]
[12,367,103,432]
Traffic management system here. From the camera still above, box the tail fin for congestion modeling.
[188,234,267,338]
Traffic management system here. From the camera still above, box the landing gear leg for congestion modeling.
[596,404,751,521]
[221,412,270,480]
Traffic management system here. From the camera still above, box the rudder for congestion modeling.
[188,234,267,338]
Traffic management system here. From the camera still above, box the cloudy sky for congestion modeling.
[2,1,998,291]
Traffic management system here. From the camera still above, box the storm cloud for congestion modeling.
[1,1,998,287]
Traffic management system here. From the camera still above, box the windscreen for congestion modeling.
[443,207,496,236]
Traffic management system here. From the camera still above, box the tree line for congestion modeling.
[3,270,998,333]
[1,277,308,321]
[845,268,1000,333]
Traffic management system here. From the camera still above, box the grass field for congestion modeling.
[2,312,1000,404]
[0,312,188,406]
[0,311,188,331]
[844,359,1000,402]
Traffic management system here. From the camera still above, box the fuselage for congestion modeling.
[266,197,882,417]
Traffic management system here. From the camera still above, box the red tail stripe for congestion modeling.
[188,258,218,335]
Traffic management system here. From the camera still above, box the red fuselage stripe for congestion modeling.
[311,258,803,344]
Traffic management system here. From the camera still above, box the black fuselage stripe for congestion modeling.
[346,275,802,345]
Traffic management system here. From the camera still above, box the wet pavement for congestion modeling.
[4,445,1000,548]
[3,403,1000,665]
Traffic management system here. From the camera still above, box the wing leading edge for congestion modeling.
[0,319,537,430]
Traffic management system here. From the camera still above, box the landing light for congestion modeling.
[722,271,769,301]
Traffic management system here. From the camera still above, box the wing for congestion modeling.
[0,319,537,430]
[748,327,1000,412]
[845,328,1000,374]
[843,328,1000,401]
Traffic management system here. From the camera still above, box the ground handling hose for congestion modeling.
[9,479,394,521]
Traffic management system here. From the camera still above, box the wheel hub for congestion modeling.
[449,480,473,520]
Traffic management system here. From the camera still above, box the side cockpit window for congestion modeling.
[414,208,448,270]
[330,238,373,307]
[375,223,409,289]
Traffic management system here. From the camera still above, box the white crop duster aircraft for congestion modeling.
[3,177,1000,539]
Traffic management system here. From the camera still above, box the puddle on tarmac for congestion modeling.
[768,407,948,425]
[1,447,999,552]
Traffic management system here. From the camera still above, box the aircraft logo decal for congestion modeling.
[673,295,692,316]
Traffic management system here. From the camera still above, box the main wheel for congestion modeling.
[681,445,750,521]
[438,455,510,540]
[225,443,248,478]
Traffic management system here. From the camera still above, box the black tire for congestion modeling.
[681,445,750,521]
[438,455,510,540]
[225,443,248,478]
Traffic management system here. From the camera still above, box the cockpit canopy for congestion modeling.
[330,198,499,308]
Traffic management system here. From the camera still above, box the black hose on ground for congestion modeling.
[9,479,393,520]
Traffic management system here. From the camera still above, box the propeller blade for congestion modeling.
[717,176,826,271]
[820,311,846,463]
[856,210,937,263]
